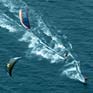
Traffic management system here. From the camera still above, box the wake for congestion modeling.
[0,0,85,83]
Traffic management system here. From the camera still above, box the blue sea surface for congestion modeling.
[0,0,93,93]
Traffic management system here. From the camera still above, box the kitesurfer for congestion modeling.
[63,51,69,61]
[6,57,21,77]
[84,77,88,85]
[81,76,88,85]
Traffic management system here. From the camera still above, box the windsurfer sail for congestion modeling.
[19,8,31,29]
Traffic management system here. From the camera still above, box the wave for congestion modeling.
[0,0,85,83]
[0,13,16,32]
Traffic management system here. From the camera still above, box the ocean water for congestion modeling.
[0,0,93,93]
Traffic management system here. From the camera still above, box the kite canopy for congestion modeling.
[19,8,31,29]
[7,57,21,77]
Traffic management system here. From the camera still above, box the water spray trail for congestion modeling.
[1,0,85,83]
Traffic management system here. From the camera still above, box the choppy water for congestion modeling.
[0,0,93,93]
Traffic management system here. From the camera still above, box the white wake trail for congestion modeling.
[1,0,85,83]
[0,13,16,32]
